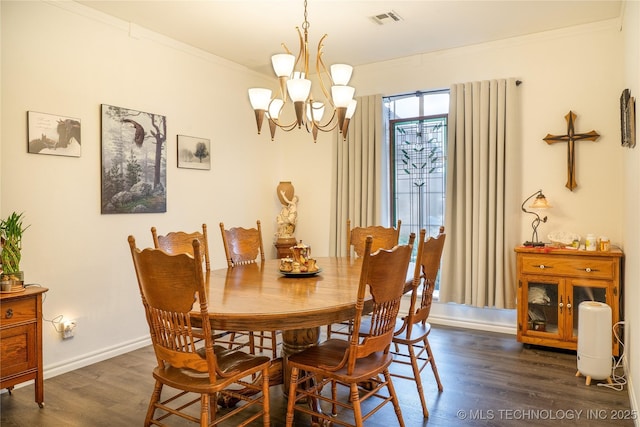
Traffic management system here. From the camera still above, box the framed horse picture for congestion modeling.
[27,111,81,157]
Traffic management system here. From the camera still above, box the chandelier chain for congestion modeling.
[302,0,310,31]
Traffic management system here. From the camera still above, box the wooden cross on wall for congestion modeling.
[543,111,600,191]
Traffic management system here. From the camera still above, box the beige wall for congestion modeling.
[621,0,640,416]
[1,0,637,413]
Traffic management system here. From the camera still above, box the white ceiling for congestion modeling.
[76,0,623,77]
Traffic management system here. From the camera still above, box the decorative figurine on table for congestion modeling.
[275,181,298,258]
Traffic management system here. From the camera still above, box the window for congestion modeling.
[384,90,449,244]
[384,91,448,294]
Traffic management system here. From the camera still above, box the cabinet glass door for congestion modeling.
[526,281,559,337]
[568,283,608,342]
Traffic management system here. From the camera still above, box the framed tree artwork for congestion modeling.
[27,111,81,157]
[100,104,167,214]
[177,135,211,170]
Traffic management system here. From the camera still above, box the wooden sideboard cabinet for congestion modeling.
[1,286,49,407]
[515,247,623,356]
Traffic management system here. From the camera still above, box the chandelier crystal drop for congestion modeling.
[248,0,357,143]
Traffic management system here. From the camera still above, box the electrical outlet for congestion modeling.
[62,320,76,339]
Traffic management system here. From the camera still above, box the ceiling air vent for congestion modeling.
[370,10,403,25]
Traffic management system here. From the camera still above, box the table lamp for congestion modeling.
[521,190,551,247]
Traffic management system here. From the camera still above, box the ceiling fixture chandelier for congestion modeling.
[248,0,357,143]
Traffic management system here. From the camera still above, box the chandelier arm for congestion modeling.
[313,109,339,131]
[315,34,333,104]
[293,27,306,77]
[270,117,299,132]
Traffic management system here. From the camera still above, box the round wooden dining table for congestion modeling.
[203,257,367,386]
[204,257,364,333]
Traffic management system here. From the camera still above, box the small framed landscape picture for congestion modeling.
[27,111,81,157]
[177,135,211,170]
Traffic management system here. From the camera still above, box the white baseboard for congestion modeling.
[1,336,151,395]
[44,336,151,379]
[427,300,517,335]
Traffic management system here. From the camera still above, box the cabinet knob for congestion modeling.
[538,264,545,269]
[5,308,13,319]
[585,267,592,273]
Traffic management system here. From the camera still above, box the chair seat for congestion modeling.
[359,317,432,341]
[288,339,393,382]
[393,320,432,345]
[154,350,271,393]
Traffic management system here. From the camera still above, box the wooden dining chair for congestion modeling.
[127,235,271,427]
[327,219,403,339]
[151,225,245,352]
[219,220,265,267]
[346,218,402,258]
[285,233,415,427]
[390,226,446,418]
[151,224,211,271]
[219,221,278,359]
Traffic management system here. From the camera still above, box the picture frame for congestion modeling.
[100,104,167,214]
[177,135,211,170]
[620,89,636,148]
[27,111,81,157]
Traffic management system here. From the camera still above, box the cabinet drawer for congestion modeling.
[0,323,37,378]
[520,255,614,280]
[0,297,36,327]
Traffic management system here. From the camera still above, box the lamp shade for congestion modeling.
[345,99,358,119]
[287,78,311,102]
[330,64,353,85]
[271,54,295,77]
[530,194,551,208]
[248,88,272,110]
[306,101,325,122]
[331,85,355,108]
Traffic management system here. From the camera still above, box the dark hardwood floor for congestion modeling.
[1,325,634,426]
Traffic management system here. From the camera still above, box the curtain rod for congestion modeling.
[385,80,522,101]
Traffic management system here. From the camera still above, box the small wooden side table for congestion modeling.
[1,286,49,407]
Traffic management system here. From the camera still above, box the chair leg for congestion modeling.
[227,332,236,350]
[331,380,338,416]
[350,382,364,427]
[261,367,271,427]
[425,337,443,392]
[408,344,429,418]
[285,367,300,427]
[200,393,209,427]
[384,369,406,427]
[248,331,256,354]
[209,392,218,424]
[145,380,162,427]
[271,331,278,359]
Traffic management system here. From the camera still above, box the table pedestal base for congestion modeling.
[281,327,320,390]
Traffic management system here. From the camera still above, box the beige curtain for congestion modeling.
[330,94,384,256]
[439,79,520,309]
